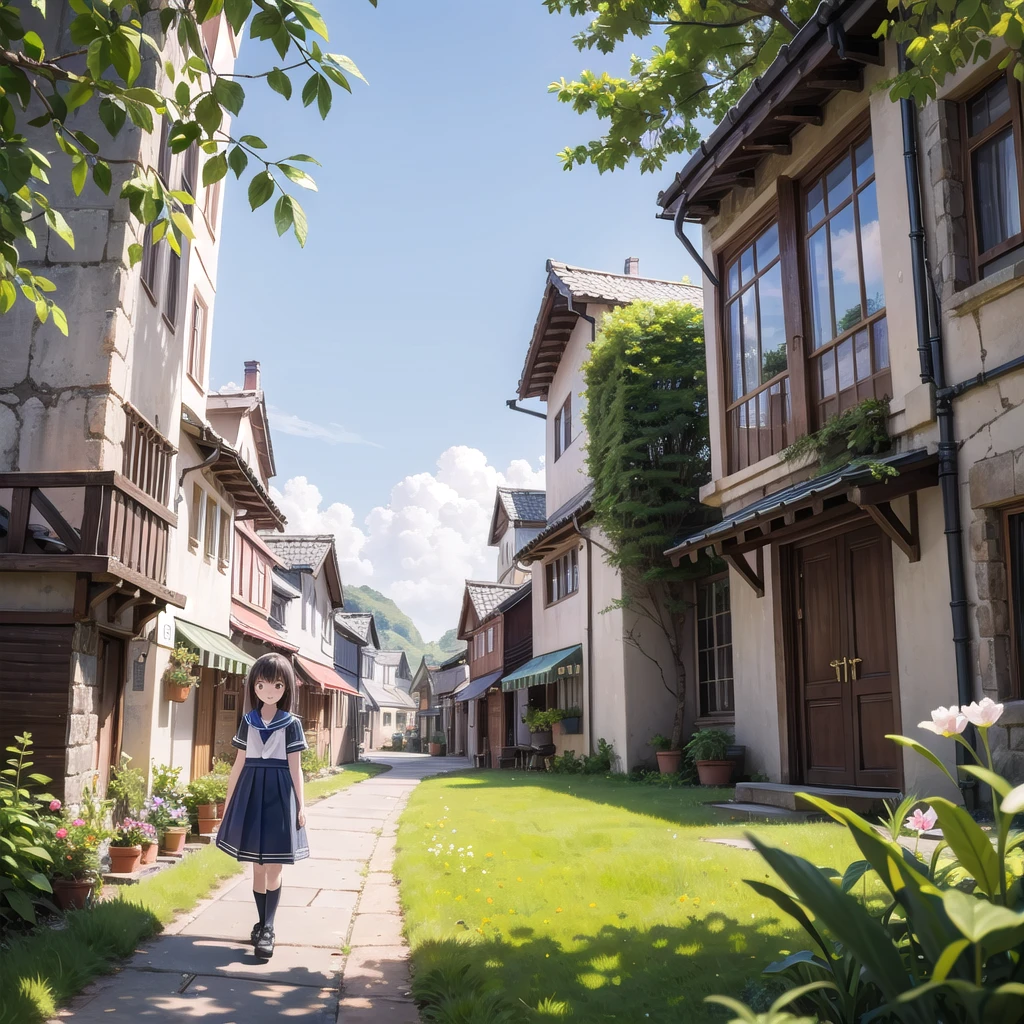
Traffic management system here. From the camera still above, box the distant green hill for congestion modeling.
[343,585,465,667]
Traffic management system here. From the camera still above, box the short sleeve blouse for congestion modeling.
[231,714,308,755]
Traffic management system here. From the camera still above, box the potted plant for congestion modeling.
[650,734,682,775]
[108,818,146,874]
[45,816,102,910]
[683,728,735,786]
[144,795,189,855]
[523,706,562,744]
[139,819,159,864]
[429,731,445,756]
[187,773,227,835]
[560,706,583,735]
[163,643,200,703]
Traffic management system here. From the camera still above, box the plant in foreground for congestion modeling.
[709,696,1024,1024]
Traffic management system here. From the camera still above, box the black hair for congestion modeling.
[246,653,295,713]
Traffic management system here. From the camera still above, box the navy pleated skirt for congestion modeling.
[215,759,309,864]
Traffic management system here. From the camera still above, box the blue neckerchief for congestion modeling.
[245,708,292,745]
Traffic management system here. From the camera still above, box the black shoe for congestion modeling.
[255,925,275,958]
[250,923,262,944]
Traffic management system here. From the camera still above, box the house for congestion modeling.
[373,650,414,692]
[433,651,471,755]
[0,13,251,801]
[510,258,704,772]
[335,611,380,752]
[489,488,546,585]
[410,658,442,747]
[259,534,358,764]
[656,0,1024,801]
[454,580,527,766]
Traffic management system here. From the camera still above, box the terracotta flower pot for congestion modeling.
[656,750,682,774]
[160,827,188,855]
[108,844,142,874]
[696,759,735,786]
[428,743,441,756]
[197,815,222,835]
[197,803,218,818]
[216,801,225,817]
[52,877,94,911]
[165,682,192,703]
[140,841,159,865]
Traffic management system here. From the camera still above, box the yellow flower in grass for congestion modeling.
[486,852,494,858]
[482,917,491,924]
[589,903,597,908]
[487,897,494,904]
[517,877,522,882]
[556,907,563,913]
[509,908,516,914]
[679,895,688,903]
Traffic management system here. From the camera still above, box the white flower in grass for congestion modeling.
[961,697,1004,728]
[918,705,968,736]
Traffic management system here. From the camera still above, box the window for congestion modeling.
[383,712,392,728]
[218,506,231,569]
[486,626,494,653]
[804,134,890,425]
[553,395,572,460]
[270,592,286,627]
[965,73,1024,278]
[204,496,218,560]
[204,174,222,229]
[223,674,240,712]
[396,712,407,730]
[254,557,267,606]
[546,547,579,604]
[697,576,733,716]
[473,632,485,660]
[181,143,198,218]
[322,600,333,642]
[164,249,181,327]
[557,675,584,714]
[187,293,207,384]
[189,483,203,552]
[141,120,170,300]
[723,220,790,472]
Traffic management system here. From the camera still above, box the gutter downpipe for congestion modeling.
[673,193,720,289]
[573,513,595,758]
[174,445,221,513]
[506,399,547,420]
[900,44,976,808]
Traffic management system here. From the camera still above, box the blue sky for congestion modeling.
[211,0,699,519]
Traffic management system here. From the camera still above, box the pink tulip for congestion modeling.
[49,800,61,811]
[55,828,67,839]
[918,706,967,737]
[905,806,938,833]
[961,697,1004,728]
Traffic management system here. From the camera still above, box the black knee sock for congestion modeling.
[253,891,267,926]
[264,887,281,930]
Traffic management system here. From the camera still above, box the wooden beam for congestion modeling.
[29,487,81,553]
[806,68,863,92]
[723,503,863,555]
[773,106,824,125]
[743,140,792,155]
[724,550,765,598]
[712,170,755,188]
[134,600,164,636]
[90,579,124,611]
[847,461,938,506]
[837,38,884,65]
[859,497,920,562]
[0,611,77,625]
[4,488,31,554]
[74,574,90,620]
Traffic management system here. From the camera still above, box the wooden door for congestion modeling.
[795,524,901,789]
[487,690,504,767]
[191,667,216,780]
[95,635,125,795]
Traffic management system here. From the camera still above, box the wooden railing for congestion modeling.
[122,403,176,506]
[0,471,177,589]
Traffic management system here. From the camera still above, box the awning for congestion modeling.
[664,450,938,596]
[294,654,359,696]
[418,707,442,717]
[454,668,503,703]
[175,619,253,675]
[230,602,297,653]
[501,646,582,692]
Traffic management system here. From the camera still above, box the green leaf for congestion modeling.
[202,152,228,186]
[301,72,319,107]
[290,195,307,247]
[170,211,196,241]
[267,68,292,99]
[931,797,1001,897]
[316,75,332,118]
[227,145,248,178]
[324,52,367,85]
[111,31,142,86]
[239,134,267,150]
[86,37,110,81]
[942,888,1024,953]
[247,171,275,210]
[931,937,970,982]
[71,155,87,196]
[321,64,350,92]
[98,98,127,138]
[65,81,94,112]
[286,0,329,40]
[274,194,294,236]
[51,302,68,338]
[277,164,317,191]
[46,209,75,249]
[840,859,872,893]
[283,153,320,165]
[885,735,959,788]
[212,77,245,115]
[128,243,144,266]
[4,888,37,923]
[224,0,253,35]
[22,30,45,60]
[195,94,223,136]
[1003,783,1024,815]
[92,161,112,195]
[35,299,49,323]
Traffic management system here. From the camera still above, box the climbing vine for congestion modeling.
[781,398,896,479]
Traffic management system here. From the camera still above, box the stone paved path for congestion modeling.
[53,754,469,1023]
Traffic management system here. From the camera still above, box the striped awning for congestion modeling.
[175,619,253,675]
[294,654,360,696]
[501,645,582,691]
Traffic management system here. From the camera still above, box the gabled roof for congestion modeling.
[517,484,594,565]
[375,650,412,678]
[361,677,417,710]
[518,260,703,400]
[410,656,436,698]
[260,534,344,607]
[488,487,547,546]
[438,648,468,669]
[335,611,379,649]
[206,388,276,483]
[494,579,531,616]
[456,580,522,639]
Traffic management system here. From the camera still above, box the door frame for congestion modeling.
[775,512,904,789]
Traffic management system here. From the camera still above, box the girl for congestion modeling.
[217,653,309,958]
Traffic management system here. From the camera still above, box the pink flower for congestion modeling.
[918,706,967,737]
[905,806,938,833]
[961,697,1004,728]
[72,818,85,827]
[49,800,61,811]
[55,828,67,839]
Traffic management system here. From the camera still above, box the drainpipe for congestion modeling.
[174,445,221,513]
[506,400,547,421]
[672,194,721,288]
[900,52,976,807]
[573,513,595,756]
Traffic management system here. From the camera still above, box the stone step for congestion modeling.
[708,801,825,823]
[733,782,901,814]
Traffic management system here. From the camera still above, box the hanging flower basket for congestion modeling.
[164,644,200,702]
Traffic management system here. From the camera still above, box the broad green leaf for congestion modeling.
[65,81,94,112]
[267,68,292,99]
[287,0,329,40]
[224,0,253,35]
[942,888,1024,953]
[324,52,367,84]
[92,161,112,195]
[301,72,319,107]
[247,171,275,210]
[745,879,832,962]
[195,94,223,136]
[111,30,142,86]
[290,195,307,246]
[931,938,969,982]
[5,888,37,923]
[46,209,75,248]
[22,30,45,60]
[840,859,872,893]
[959,765,1013,801]
[316,75,332,118]
[212,77,245,115]
[128,243,144,266]
[51,306,68,336]
[202,153,228,186]
[277,164,316,190]
[239,134,267,150]
[227,145,248,178]
[170,211,196,241]
[274,194,294,236]
[886,735,958,787]
[931,797,1001,897]
[71,155,87,196]
[1003,783,1024,815]
[322,65,351,92]
[283,153,320,165]
[98,98,127,137]
[35,299,49,324]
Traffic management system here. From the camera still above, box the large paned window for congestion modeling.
[965,73,1024,278]
[724,220,790,471]
[697,576,733,717]
[545,547,579,604]
[804,135,890,424]
[553,396,572,460]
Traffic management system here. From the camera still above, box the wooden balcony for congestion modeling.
[0,471,186,607]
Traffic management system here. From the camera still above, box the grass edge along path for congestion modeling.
[0,760,391,1024]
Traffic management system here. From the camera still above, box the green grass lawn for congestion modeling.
[304,760,390,801]
[395,772,874,1023]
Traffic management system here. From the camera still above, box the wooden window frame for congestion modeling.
[181,143,199,220]
[189,482,203,552]
[218,505,231,572]
[486,626,494,653]
[962,69,1024,280]
[545,547,579,606]
[1004,502,1024,701]
[553,395,571,461]
[204,495,218,562]
[696,573,734,719]
[163,248,181,329]
[187,292,208,386]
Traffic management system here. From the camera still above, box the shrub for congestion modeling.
[301,748,330,775]
[550,739,616,775]
[107,754,146,821]
[683,728,730,762]
[164,644,200,687]
[648,733,673,752]
[150,763,184,802]
[141,795,187,836]
[522,706,565,732]
[186,774,227,808]
[431,732,446,745]
[40,816,102,882]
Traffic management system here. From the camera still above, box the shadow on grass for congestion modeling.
[412,909,789,1023]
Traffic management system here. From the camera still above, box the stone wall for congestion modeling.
[65,622,99,807]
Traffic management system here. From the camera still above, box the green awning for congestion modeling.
[175,619,253,676]
[501,645,582,692]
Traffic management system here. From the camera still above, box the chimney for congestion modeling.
[624,257,640,276]
[243,360,261,391]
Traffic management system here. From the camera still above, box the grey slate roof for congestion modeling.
[548,261,703,309]
[438,648,468,669]
[259,534,332,572]
[362,678,417,710]
[494,579,531,616]
[375,650,410,671]
[466,581,521,621]
[517,484,595,565]
[496,488,546,525]
[335,612,376,647]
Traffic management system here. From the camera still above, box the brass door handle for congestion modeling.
[849,657,862,681]
[829,658,848,683]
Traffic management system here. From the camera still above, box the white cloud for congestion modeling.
[270,446,544,640]
[268,407,382,448]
